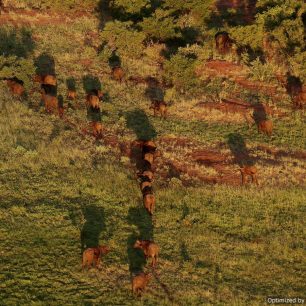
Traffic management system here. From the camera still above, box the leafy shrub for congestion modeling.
[100,21,146,59]
[163,52,199,94]
[249,57,276,82]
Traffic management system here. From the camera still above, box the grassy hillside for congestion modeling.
[0,95,305,305]
[0,1,305,305]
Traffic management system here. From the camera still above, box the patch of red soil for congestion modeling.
[256,145,306,161]
[215,0,257,23]
[198,60,248,79]
[165,160,241,186]
[197,60,280,98]
[190,150,229,165]
[196,99,249,114]
[234,77,278,95]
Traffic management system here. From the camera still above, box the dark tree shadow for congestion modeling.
[126,206,154,274]
[34,53,56,76]
[66,77,76,91]
[0,27,35,58]
[227,133,253,166]
[80,204,106,252]
[82,75,101,94]
[125,109,157,141]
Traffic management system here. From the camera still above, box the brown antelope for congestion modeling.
[82,245,110,270]
[240,166,259,186]
[134,240,159,267]
[132,273,151,296]
[258,120,273,136]
[112,67,124,82]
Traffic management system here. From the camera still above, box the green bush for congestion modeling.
[163,52,199,94]
[100,21,146,59]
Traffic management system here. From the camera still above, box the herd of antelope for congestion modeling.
[2,30,305,297]
[5,67,162,296]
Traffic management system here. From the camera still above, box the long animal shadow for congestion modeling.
[125,109,157,141]
[66,77,76,91]
[34,53,58,102]
[126,206,154,275]
[34,52,56,76]
[82,75,102,94]
[80,205,106,253]
[227,133,254,167]
[145,77,164,103]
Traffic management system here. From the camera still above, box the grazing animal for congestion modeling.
[91,121,103,139]
[132,273,151,296]
[67,89,77,100]
[112,67,124,82]
[140,177,152,193]
[215,31,234,55]
[143,140,156,149]
[137,170,154,181]
[34,74,57,86]
[43,74,57,86]
[294,91,306,109]
[240,166,259,186]
[41,90,58,114]
[285,75,304,109]
[257,120,273,136]
[82,245,110,270]
[7,79,25,96]
[86,93,100,109]
[133,240,159,267]
[143,192,155,215]
[150,101,167,118]
[143,152,154,165]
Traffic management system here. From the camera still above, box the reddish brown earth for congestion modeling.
[214,0,257,24]
[198,60,280,96]
[0,8,92,27]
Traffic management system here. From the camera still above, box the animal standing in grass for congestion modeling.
[82,245,110,270]
[132,273,151,296]
[41,88,59,115]
[112,66,124,82]
[134,240,159,267]
[150,101,167,118]
[240,166,259,185]
[67,89,77,100]
[257,120,273,136]
[6,79,25,97]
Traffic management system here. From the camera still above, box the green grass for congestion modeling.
[0,11,305,305]
[0,95,305,305]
